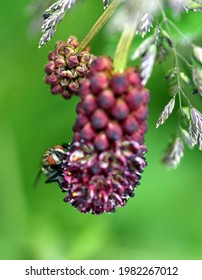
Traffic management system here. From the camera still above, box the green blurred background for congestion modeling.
[0,0,202,260]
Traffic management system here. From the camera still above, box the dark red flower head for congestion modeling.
[43,56,150,214]
[45,36,95,99]
[54,56,150,214]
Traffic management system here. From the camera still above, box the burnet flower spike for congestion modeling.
[59,56,149,214]
[38,0,202,214]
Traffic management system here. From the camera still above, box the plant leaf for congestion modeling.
[39,0,77,48]
[140,44,157,85]
[156,97,175,128]
[192,67,202,96]
[162,136,184,169]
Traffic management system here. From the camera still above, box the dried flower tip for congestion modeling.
[136,13,153,38]
[192,67,202,97]
[156,97,175,128]
[131,35,155,61]
[189,107,202,150]
[140,44,157,85]
[103,0,110,9]
[39,0,77,47]
[162,137,184,169]
[180,127,193,149]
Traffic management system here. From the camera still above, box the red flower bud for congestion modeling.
[90,72,109,93]
[91,109,109,129]
[112,99,129,120]
[123,115,138,134]
[134,106,149,123]
[94,133,109,151]
[90,56,113,72]
[106,122,123,140]
[69,80,79,92]
[110,75,128,94]
[98,89,115,109]
[67,55,79,68]
[82,95,97,115]
[80,123,96,140]
[126,68,142,86]
[51,85,63,94]
[126,89,143,109]
[45,61,55,74]
[45,74,57,85]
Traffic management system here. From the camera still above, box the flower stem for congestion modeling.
[77,0,121,52]
[114,24,136,73]
[158,0,192,108]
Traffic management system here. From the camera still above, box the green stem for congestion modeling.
[158,0,192,108]
[76,0,121,52]
[165,18,192,56]
[114,24,136,73]
[176,52,192,68]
